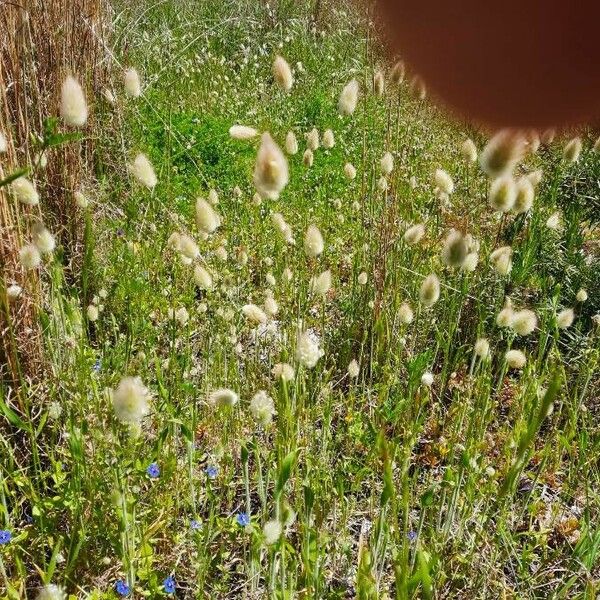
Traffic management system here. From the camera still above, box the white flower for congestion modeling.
[380,152,394,175]
[433,169,454,194]
[194,265,213,290]
[421,372,434,386]
[557,308,575,329]
[242,304,268,324]
[129,153,157,188]
[273,55,293,91]
[296,330,322,368]
[347,359,360,378]
[344,163,356,180]
[461,139,477,163]
[563,137,582,163]
[322,129,335,149]
[263,519,282,545]
[112,376,150,424]
[124,67,142,97]
[36,584,66,600]
[250,390,276,426]
[505,349,526,369]
[419,274,440,307]
[403,223,425,245]
[254,133,289,200]
[11,177,39,206]
[229,125,258,140]
[60,76,87,127]
[272,362,295,381]
[474,338,490,359]
[304,225,324,258]
[195,198,221,234]
[338,79,359,116]
[208,388,238,407]
[285,130,298,155]
[19,244,41,270]
[310,270,332,296]
[87,304,99,321]
[32,223,56,254]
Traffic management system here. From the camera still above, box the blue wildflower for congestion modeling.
[93,358,102,373]
[205,465,218,479]
[0,530,12,544]
[115,580,130,596]
[236,512,250,527]
[163,576,176,594]
[407,530,417,542]
[190,519,202,530]
[146,463,160,478]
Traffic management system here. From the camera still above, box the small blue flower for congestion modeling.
[407,530,417,542]
[93,358,102,373]
[190,519,202,531]
[236,512,250,527]
[205,465,218,479]
[115,580,130,596]
[146,463,160,478]
[0,530,12,544]
[163,576,176,594]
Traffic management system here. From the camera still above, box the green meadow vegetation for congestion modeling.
[1,0,599,597]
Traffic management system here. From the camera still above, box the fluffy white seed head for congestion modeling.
[273,56,293,92]
[461,138,478,163]
[304,225,324,258]
[474,338,490,359]
[479,129,526,178]
[357,271,368,285]
[527,169,543,187]
[112,376,150,424]
[124,68,141,98]
[264,296,279,316]
[557,308,575,329]
[344,163,357,180]
[74,190,89,208]
[303,149,314,167]
[272,362,295,382]
[373,70,385,96]
[496,298,514,328]
[347,359,360,378]
[403,223,425,245]
[306,128,319,151]
[490,246,513,276]
[242,304,268,324]
[229,125,258,140]
[36,584,66,600]
[380,152,394,175]
[546,211,562,230]
[419,274,440,307]
[377,176,388,191]
[178,234,200,259]
[250,390,276,426]
[60,76,87,127]
[338,79,359,116]
[434,169,454,195]
[0,131,7,153]
[390,60,405,84]
[310,270,332,296]
[32,223,56,254]
[195,198,221,234]
[489,176,516,212]
[7,284,22,300]
[398,302,414,324]
[421,371,434,387]
[576,288,588,302]
[513,177,534,214]
[285,131,298,155]
[511,309,538,336]
[461,252,479,272]
[11,177,39,206]
[208,189,219,206]
[19,244,41,270]
[129,153,157,188]
[441,230,468,268]
[194,265,213,290]
[254,133,289,200]
[295,330,322,368]
[505,349,526,369]
[322,129,335,149]
[208,388,238,408]
[87,304,99,321]
[563,137,582,164]
[271,212,294,244]
[263,519,282,545]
